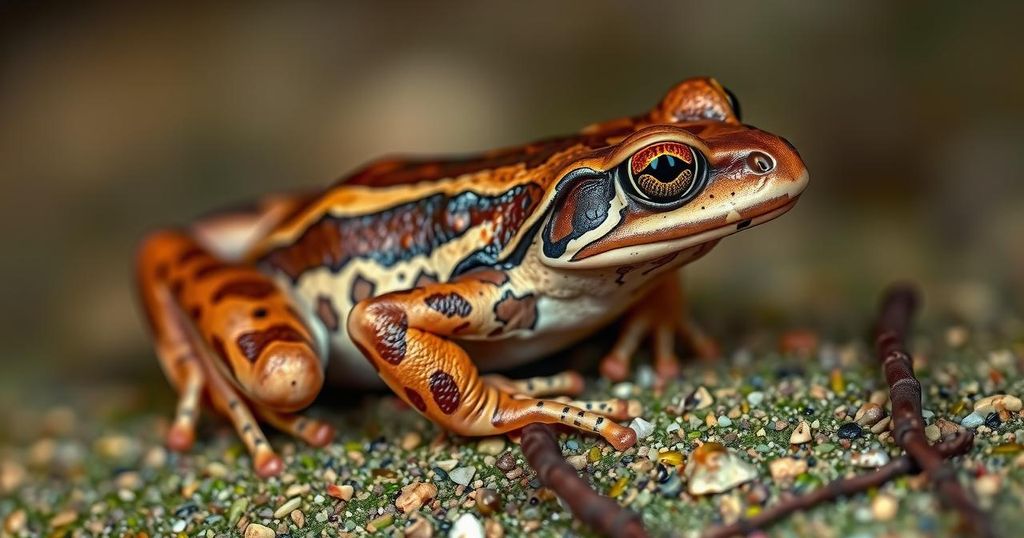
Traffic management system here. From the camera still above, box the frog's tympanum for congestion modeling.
[137,78,808,476]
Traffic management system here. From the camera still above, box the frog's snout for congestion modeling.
[251,342,325,412]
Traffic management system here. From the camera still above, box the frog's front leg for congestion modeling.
[348,276,638,450]
[600,273,720,388]
[137,230,333,476]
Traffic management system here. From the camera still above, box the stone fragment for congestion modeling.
[790,421,812,444]
[851,449,891,468]
[450,513,485,538]
[872,493,898,521]
[629,417,655,440]
[396,481,438,513]
[685,443,758,495]
[244,523,276,538]
[854,402,884,426]
[449,466,476,486]
[768,457,807,483]
[974,394,1023,414]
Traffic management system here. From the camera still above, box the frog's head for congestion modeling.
[538,78,808,270]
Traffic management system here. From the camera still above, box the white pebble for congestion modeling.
[961,412,984,428]
[450,512,485,538]
[171,520,186,533]
[448,466,476,486]
[746,391,765,406]
[629,417,655,440]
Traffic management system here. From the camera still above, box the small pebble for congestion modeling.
[851,449,890,468]
[404,513,433,538]
[274,498,301,519]
[688,386,714,410]
[401,432,422,451]
[290,509,305,529]
[985,412,1001,429]
[837,422,863,440]
[475,488,501,515]
[746,391,765,406]
[326,483,354,501]
[476,437,505,455]
[171,520,186,533]
[925,424,941,442]
[449,466,477,486]
[630,417,655,440]
[871,416,892,434]
[396,481,438,513]
[495,452,516,472]
[871,493,898,521]
[768,457,807,483]
[718,416,733,427]
[975,394,1023,414]
[790,421,812,444]
[961,412,985,428]
[450,513,485,538]
[244,523,276,538]
[854,403,884,426]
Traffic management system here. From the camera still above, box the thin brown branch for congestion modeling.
[875,283,993,538]
[703,431,974,538]
[521,423,648,538]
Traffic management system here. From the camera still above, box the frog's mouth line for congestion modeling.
[556,195,801,269]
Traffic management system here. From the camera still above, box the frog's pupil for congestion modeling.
[643,154,690,184]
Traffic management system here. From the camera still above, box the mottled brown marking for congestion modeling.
[188,306,202,321]
[370,305,407,365]
[178,247,206,264]
[212,279,277,303]
[424,292,473,318]
[154,262,170,281]
[193,261,231,280]
[493,290,539,330]
[235,323,310,363]
[350,274,376,305]
[261,184,543,282]
[344,130,625,188]
[404,387,427,412]
[428,370,460,415]
[465,268,509,286]
[316,295,340,332]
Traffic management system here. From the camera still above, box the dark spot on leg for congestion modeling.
[252,307,268,319]
[424,292,473,318]
[189,306,202,321]
[193,262,231,280]
[315,295,339,332]
[236,324,311,363]
[404,387,427,412]
[213,279,277,303]
[370,305,407,365]
[178,247,206,264]
[428,370,461,415]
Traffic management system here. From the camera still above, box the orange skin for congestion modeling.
[136,77,808,476]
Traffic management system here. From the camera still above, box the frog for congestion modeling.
[136,77,808,476]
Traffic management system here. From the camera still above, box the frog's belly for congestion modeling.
[322,294,627,388]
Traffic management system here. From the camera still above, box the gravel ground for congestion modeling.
[2,324,1023,537]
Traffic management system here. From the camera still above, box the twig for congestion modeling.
[874,284,993,537]
[521,423,648,538]
[703,431,974,538]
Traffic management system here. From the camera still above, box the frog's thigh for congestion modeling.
[348,279,637,450]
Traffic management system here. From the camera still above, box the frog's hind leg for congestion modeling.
[137,228,329,476]
[348,278,638,450]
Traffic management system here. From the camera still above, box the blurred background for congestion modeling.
[1,2,1022,398]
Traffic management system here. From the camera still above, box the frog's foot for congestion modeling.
[599,274,720,389]
[253,407,336,448]
[552,397,643,422]
[483,373,643,421]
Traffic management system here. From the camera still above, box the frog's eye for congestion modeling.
[624,142,707,206]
